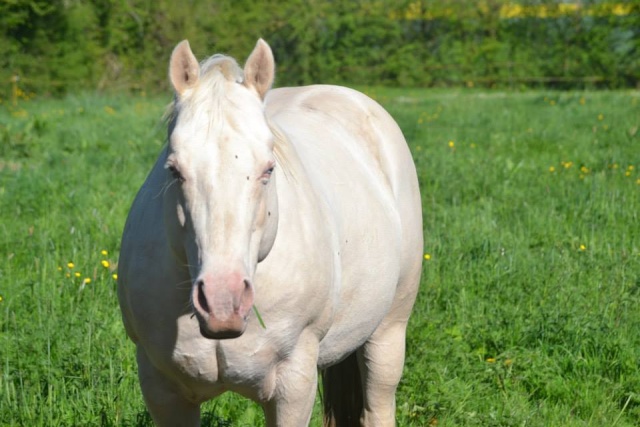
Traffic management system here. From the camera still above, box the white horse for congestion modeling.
[118,39,422,426]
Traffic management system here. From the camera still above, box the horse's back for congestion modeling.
[266,84,422,259]
[267,85,417,201]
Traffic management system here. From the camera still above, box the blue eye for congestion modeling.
[261,166,274,184]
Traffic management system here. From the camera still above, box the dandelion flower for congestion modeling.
[57,266,62,271]
[101,250,108,256]
[549,166,555,172]
[486,358,496,363]
[84,278,92,284]
[448,140,455,148]
[75,272,81,277]
[67,262,75,269]
[0,295,3,303]
[112,273,118,280]
[424,253,431,261]
[598,114,604,121]
[579,244,586,251]
[101,260,110,268]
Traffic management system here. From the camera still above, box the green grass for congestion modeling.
[1,88,639,426]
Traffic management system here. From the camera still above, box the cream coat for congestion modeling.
[118,39,422,426]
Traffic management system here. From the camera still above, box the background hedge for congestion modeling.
[1,0,639,96]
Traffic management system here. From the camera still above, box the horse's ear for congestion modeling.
[243,39,275,100]
[169,40,199,96]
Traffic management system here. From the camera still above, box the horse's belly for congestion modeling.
[316,269,398,368]
[317,206,402,367]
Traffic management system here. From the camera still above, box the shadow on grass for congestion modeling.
[117,410,234,427]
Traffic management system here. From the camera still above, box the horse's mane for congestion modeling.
[163,54,294,181]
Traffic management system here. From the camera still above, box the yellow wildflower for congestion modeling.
[598,114,604,121]
[101,250,108,256]
[448,140,455,148]
[101,260,110,268]
[0,295,3,303]
[84,278,92,284]
[112,273,118,280]
[486,357,496,363]
[67,262,75,269]
[424,253,431,261]
[549,166,555,172]
[579,244,586,251]
[75,272,81,277]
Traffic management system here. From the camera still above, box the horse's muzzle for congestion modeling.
[192,273,254,340]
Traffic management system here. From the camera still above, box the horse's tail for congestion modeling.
[321,352,363,427]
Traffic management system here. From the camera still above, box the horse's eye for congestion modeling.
[261,166,274,185]
[168,165,184,182]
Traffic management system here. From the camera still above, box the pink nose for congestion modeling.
[192,272,254,339]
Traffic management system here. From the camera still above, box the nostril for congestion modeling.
[197,280,210,313]
[243,279,251,290]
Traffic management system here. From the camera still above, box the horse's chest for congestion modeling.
[166,321,289,401]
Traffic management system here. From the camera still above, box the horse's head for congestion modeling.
[164,40,278,339]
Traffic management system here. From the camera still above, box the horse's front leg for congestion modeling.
[262,332,319,426]
[136,346,201,427]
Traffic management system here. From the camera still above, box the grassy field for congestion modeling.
[1,87,639,426]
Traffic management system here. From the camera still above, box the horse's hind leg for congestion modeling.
[136,347,201,427]
[358,268,419,426]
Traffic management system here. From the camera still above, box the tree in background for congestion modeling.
[0,0,638,97]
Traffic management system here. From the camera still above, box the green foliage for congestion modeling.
[0,0,638,96]
[1,88,639,425]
